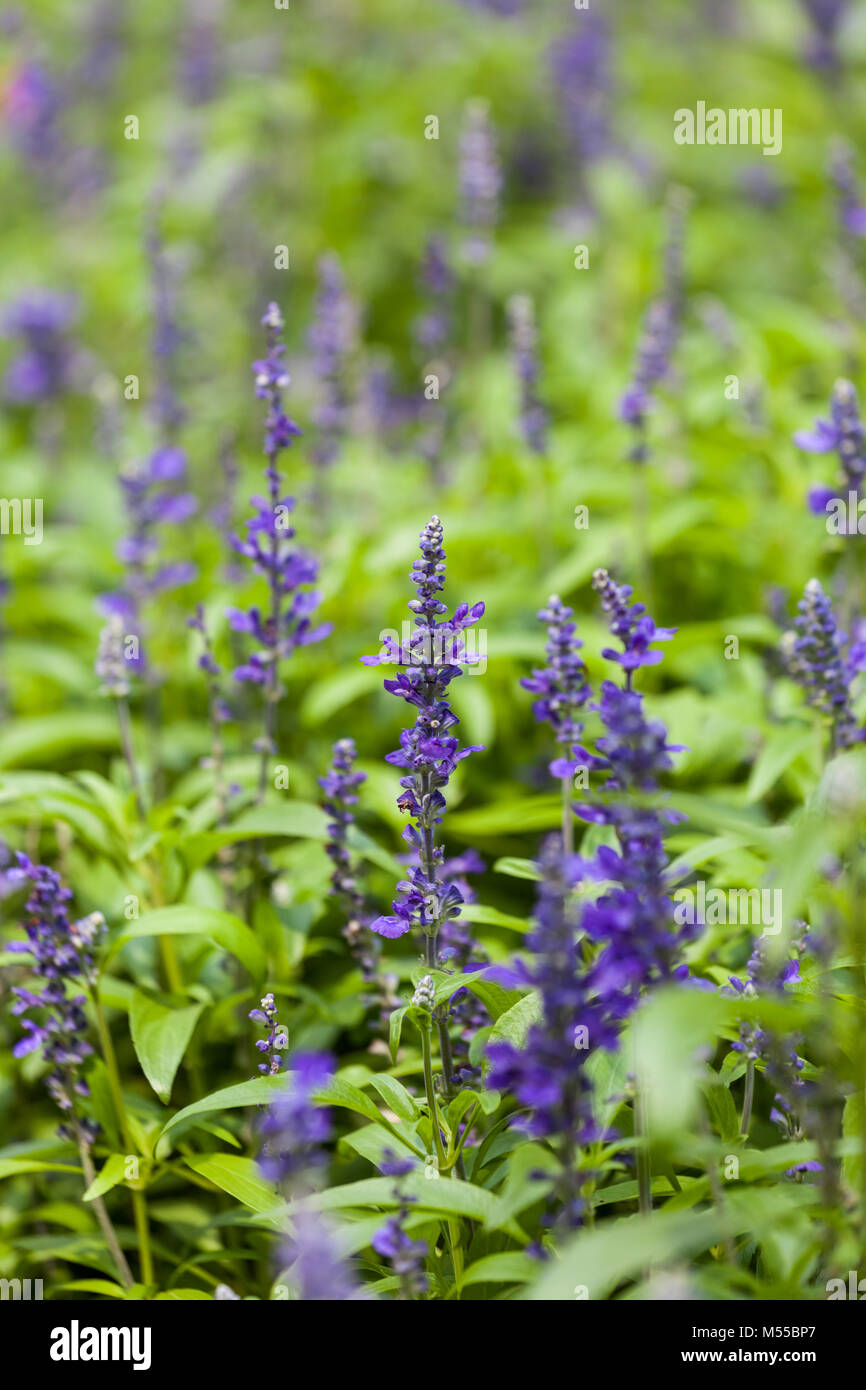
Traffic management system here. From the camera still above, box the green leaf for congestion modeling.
[0,712,119,768]
[461,903,530,933]
[842,1089,866,1195]
[493,856,541,881]
[157,1075,286,1145]
[367,1074,419,1122]
[291,1173,525,1235]
[448,795,560,838]
[525,1206,727,1300]
[702,1075,741,1143]
[57,1280,130,1299]
[154,1288,214,1300]
[460,1252,538,1288]
[181,802,329,871]
[0,1159,81,1180]
[183,1154,278,1214]
[130,991,204,1104]
[632,988,733,1143]
[487,991,541,1048]
[107,906,266,981]
[389,1005,409,1063]
[83,1154,128,1202]
[746,726,815,803]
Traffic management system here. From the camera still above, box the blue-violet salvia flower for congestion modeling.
[102,444,198,671]
[8,855,105,1143]
[618,190,688,462]
[794,378,866,515]
[318,738,384,997]
[549,12,612,168]
[487,837,610,1230]
[1,290,78,405]
[188,603,234,825]
[726,926,821,1175]
[799,0,849,76]
[574,574,688,1021]
[507,294,548,455]
[781,577,865,752]
[227,303,331,797]
[308,254,355,467]
[372,1183,428,1298]
[591,569,676,678]
[522,595,591,778]
[459,100,501,266]
[258,1052,364,1299]
[145,212,186,440]
[249,992,288,1075]
[829,139,866,237]
[414,236,453,356]
[360,516,484,954]
[258,1051,333,1184]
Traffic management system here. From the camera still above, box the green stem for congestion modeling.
[420,1021,447,1173]
[116,696,145,818]
[74,1121,133,1289]
[635,1082,652,1217]
[561,776,573,855]
[91,985,153,1287]
[740,1059,755,1137]
[632,460,651,606]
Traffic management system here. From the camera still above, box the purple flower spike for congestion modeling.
[794,378,866,511]
[257,1052,365,1299]
[522,595,591,778]
[1,290,79,405]
[362,517,484,960]
[230,303,331,797]
[591,569,676,680]
[308,253,355,467]
[618,190,688,461]
[549,12,612,166]
[507,294,548,455]
[459,99,501,266]
[7,855,105,1144]
[781,578,863,752]
[249,992,288,1075]
[488,837,611,1231]
[800,0,849,76]
[572,575,689,1025]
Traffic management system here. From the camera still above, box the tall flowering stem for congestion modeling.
[578,570,687,1214]
[96,613,145,816]
[725,927,816,1161]
[780,578,865,756]
[459,100,501,269]
[145,211,185,442]
[414,236,454,479]
[309,253,355,469]
[549,11,612,181]
[227,303,331,801]
[6,856,135,1286]
[619,189,688,462]
[103,443,198,693]
[318,738,395,1025]
[258,1053,363,1300]
[249,992,287,1075]
[188,604,234,827]
[488,838,613,1234]
[373,1155,428,1298]
[507,294,548,456]
[362,516,484,1097]
[794,378,866,516]
[799,0,849,76]
[522,595,590,853]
